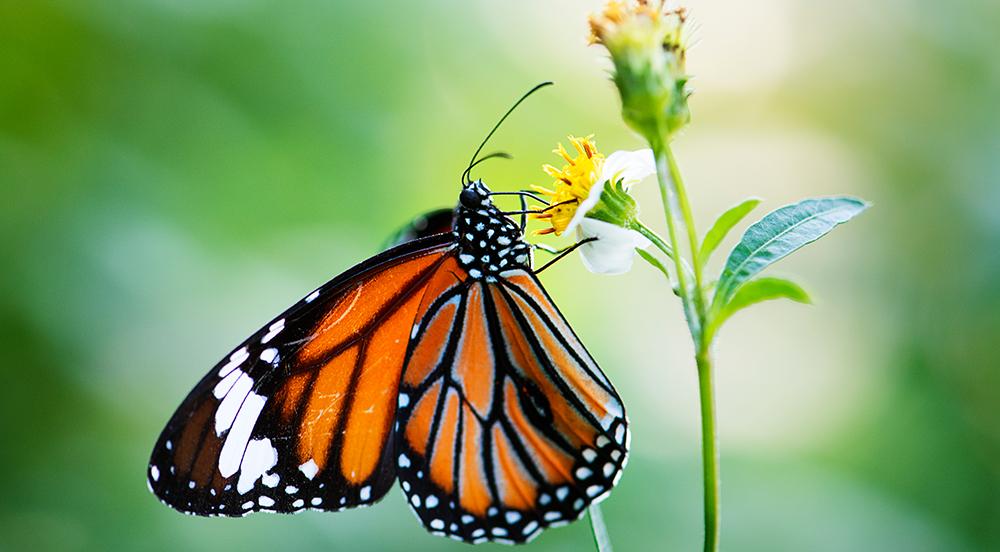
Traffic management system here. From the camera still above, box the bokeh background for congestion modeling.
[3,1,998,550]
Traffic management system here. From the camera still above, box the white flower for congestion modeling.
[534,138,655,275]
[564,148,655,235]
[576,218,652,274]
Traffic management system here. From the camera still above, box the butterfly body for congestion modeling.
[453,180,533,281]
[149,180,628,545]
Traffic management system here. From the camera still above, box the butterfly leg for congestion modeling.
[518,193,527,231]
[532,237,598,274]
[489,190,550,206]
[501,199,576,217]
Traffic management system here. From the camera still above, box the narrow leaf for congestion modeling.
[698,197,761,266]
[636,247,672,283]
[713,196,869,308]
[708,277,811,339]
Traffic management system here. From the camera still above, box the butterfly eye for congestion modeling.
[459,187,482,209]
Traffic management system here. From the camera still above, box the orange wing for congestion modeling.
[395,267,628,544]
[147,235,455,517]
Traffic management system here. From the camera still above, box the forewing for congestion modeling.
[381,208,455,250]
[147,235,455,517]
[394,268,628,544]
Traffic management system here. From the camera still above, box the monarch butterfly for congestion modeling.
[147,84,629,545]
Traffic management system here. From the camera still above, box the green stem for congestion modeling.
[650,135,720,552]
[588,504,614,552]
[650,142,699,337]
[664,144,707,323]
[696,347,720,552]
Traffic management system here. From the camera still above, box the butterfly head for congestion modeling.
[453,180,532,280]
[459,179,492,210]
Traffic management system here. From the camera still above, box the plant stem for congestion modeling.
[651,142,699,337]
[651,134,720,552]
[696,347,720,552]
[663,144,707,323]
[588,504,614,552]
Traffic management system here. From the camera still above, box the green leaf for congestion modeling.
[635,247,672,283]
[707,277,811,340]
[713,196,869,308]
[698,197,761,266]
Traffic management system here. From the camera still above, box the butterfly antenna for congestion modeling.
[462,81,554,184]
[466,151,513,174]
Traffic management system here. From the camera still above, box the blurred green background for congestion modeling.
[3,1,998,550]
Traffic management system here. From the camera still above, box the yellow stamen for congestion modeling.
[531,135,605,236]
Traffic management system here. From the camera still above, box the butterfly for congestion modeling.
[147,85,629,545]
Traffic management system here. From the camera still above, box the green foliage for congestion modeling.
[705,277,811,341]
[589,180,640,229]
[635,247,672,283]
[698,197,761,266]
[712,197,869,310]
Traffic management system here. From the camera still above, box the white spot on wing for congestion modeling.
[261,319,285,344]
[259,348,279,365]
[218,347,249,377]
[259,495,275,507]
[236,438,278,494]
[215,372,253,436]
[398,393,409,408]
[285,485,298,494]
[261,472,280,488]
[305,290,320,303]
[360,486,371,501]
[213,368,243,399]
[150,466,159,482]
[299,459,319,480]
[218,392,267,477]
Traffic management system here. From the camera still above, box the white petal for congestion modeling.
[564,179,606,235]
[576,218,651,275]
[601,149,655,188]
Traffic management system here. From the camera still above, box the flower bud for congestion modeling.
[589,1,691,142]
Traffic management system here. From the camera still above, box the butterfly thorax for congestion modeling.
[453,180,532,281]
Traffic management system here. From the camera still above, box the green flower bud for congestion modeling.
[589,1,691,143]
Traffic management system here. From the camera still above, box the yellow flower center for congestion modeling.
[532,135,604,235]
